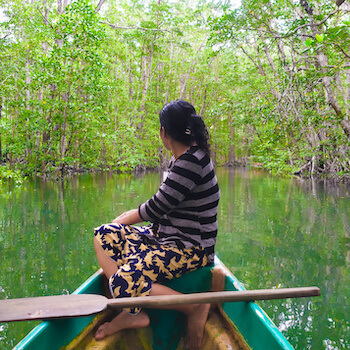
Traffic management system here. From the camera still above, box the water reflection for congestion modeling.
[0,168,349,349]
[215,167,350,349]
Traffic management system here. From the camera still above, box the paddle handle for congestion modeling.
[107,286,321,309]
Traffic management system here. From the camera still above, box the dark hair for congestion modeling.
[159,100,210,156]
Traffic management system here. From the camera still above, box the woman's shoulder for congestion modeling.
[176,146,212,172]
[188,146,212,167]
[181,146,208,161]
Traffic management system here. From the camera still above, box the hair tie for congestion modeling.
[185,128,192,135]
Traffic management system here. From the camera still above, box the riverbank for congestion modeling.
[1,160,350,186]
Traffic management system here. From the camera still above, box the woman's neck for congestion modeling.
[171,141,194,160]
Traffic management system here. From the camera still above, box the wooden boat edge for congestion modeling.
[214,257,294,350]
[13,257,294,350]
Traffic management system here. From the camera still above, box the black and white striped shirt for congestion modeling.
[138,146,220,263]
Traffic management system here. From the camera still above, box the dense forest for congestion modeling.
[0,0,349,182]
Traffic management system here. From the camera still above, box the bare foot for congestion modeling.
[185,303,210,350]
[95,310,150,340]
[210,267,226,311]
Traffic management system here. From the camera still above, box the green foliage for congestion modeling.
[208,0,350,178]
[0,165,24,186]
[0,0,349,179]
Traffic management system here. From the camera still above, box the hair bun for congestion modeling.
[159,100,210,155]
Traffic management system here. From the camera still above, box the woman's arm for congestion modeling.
[112,209,142,225]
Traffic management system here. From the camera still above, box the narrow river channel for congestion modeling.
[0,168,349,349]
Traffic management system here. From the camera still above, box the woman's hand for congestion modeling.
[112,209,142,225]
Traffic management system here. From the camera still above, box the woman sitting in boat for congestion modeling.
[93,99,220,350]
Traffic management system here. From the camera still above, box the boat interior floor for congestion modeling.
[62,305,250,350]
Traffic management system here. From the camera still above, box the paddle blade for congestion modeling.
[0,294,107,322]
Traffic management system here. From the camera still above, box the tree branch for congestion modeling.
[1,32,11,40]
[0,75,13,86]
[35,6,54,29]
[336,0,346,6]
[294,161,311,174]
[300,0,314,16]
[95,0,105,13]
[100,21,172,33]
[271,8,340,39]
[334,44,350,59]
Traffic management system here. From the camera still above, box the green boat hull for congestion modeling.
[14,257,293,350]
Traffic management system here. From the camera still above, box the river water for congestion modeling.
[0,168,349,349]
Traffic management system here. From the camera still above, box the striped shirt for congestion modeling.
[138,146,220,263]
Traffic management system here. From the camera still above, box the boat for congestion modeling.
[13,256,294,350]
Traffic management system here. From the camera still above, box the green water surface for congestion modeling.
[0,168,349,349]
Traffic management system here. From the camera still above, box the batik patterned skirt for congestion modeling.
[94,223,208,314]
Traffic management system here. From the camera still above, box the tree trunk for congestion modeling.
[25,52,31,158]
[179,41,205,99]
[228,115,235,166]
[140,41,154,112]
[199,57,214,116]
[0,103,2,161]
[165,40,174,104]
[301,0,350,138]
[335,70,349,117]
[346,64,350,117]
[114,58,118,132]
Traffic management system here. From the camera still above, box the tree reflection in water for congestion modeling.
[0,168,349,349]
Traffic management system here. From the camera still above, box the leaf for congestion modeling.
[315,34,324,42]
[305,38,313,46]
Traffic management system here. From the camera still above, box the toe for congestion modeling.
[95,323,109,340]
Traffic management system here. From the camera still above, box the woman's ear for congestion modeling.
[160,126,171,150]
[160,126,169,139]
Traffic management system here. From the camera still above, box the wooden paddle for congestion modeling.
[0,286,320,322]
